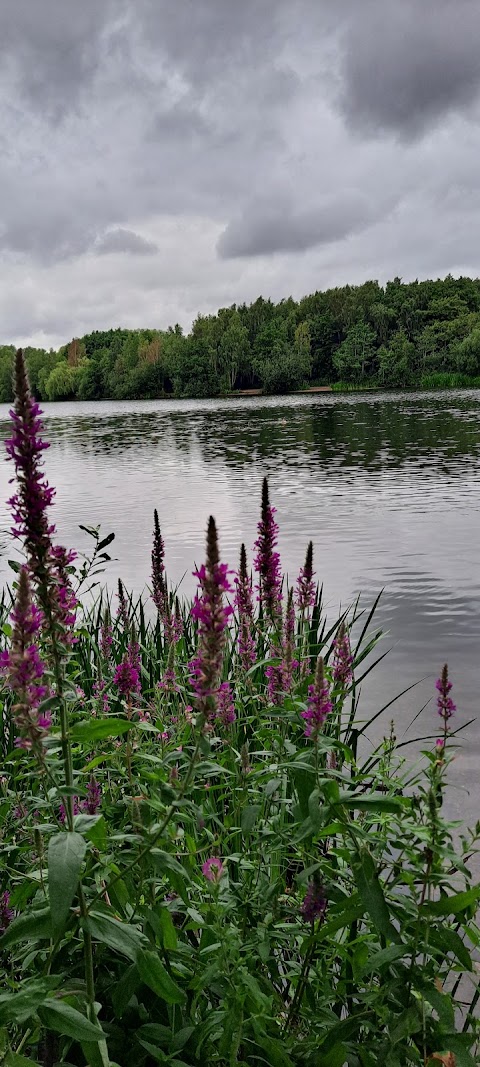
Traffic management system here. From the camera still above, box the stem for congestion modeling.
[89,734,202,910]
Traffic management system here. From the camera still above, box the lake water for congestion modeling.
[0,390,479,820]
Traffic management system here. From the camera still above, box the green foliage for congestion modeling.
[4,274,480,403]
[44,362,84,400]
[0,484,479,1064]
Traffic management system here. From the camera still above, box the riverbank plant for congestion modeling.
[0,350,479,1067]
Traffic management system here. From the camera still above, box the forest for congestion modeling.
[3,273,480,401]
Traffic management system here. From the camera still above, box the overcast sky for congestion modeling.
[1,0,480,348]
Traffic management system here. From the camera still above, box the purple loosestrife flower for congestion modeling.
[6,351,55,573]
[265,592,298,704]
[332,622,353,689]
[59,797,80,824]
[281,588,298,692]
[93,679,110,716]
[217,681,236,725]
[296,541,316,614]
[436,664,456,724]
[117,579,129,632]
[100,610,113,660]
[265,661,283,705]
[171,598,184,643]
[235,543,256,670]
[114,659,140,697]
[301,655,332,740]
[254,478,282,619]
[81,777,101,815]
[300,881,327,924]
[157,667,179,693]
[190,516,233,721]
[0,567,49,752]
[151,508,168,618]
[5,352,77,653]
[0,891,14,935]
[128,628,141,677]
[50,544,78,645]
[202,857,224,883]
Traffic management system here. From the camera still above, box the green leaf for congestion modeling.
[241,804,261,832]
[71,718,131,742]
[389,1004,421,1045]
[439,1035,477,1067]
[48,831,86,937]
[137,949,186,1005]
[159,907,178,951]
[424,886,480,917]
[38,1000,105,1043]
[97,532,115,551]
[4,1054,41,1067]
[0,980,57,1025]
[428,925,473,970]
[0,908,53,949]
[414,980,455,1029]
[361,944,406,975]
[353,849,400,943]
[291,766,316,818]
[111,964,141,1018]
[251,1027,294,1067]
[151,850,191,882]
[85,911,147,962]
[337,792,405,814]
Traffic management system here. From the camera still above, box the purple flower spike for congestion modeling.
[254,478,282,619]
[151,508,167,617]
[100,610,113,660]
[217,681,236,725]
[301,655,332,740]
[235,544,256,670]
[300,881,327,924]
[0,567,49,752]
[190,517,233,721]
[114,659,140,697]
[6,351,55,572]
[332,622,353,689]
[0,891,14,935]
[202,857,224,883]
[157,666,179,693]
[436,664,456,723]
[296,541,316,614]
[81,777,102,815]
[116,579,130,632]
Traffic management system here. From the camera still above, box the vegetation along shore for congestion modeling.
[4,274,480,403]
[0,349,479,1065]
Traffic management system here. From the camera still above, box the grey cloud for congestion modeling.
[1,0,480,343]
[95,228,158,256]
[217,193,375,259]
[339,0,480,138]
[0,0,116,117]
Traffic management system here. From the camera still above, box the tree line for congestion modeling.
[3,273,480,402]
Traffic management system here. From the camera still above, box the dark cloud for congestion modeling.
[95,228,158,256]
[0,0,115,117]
[339,0,480,138]
[218,192,375,259]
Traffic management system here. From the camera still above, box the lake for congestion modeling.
[1,390,479,820]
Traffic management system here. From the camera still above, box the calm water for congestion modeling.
[1,390,479,817]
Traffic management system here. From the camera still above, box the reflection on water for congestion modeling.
[0,389,479,816]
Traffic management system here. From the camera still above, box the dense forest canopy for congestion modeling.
[3,274,480,401]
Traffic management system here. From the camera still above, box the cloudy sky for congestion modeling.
[1,0,480,348]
